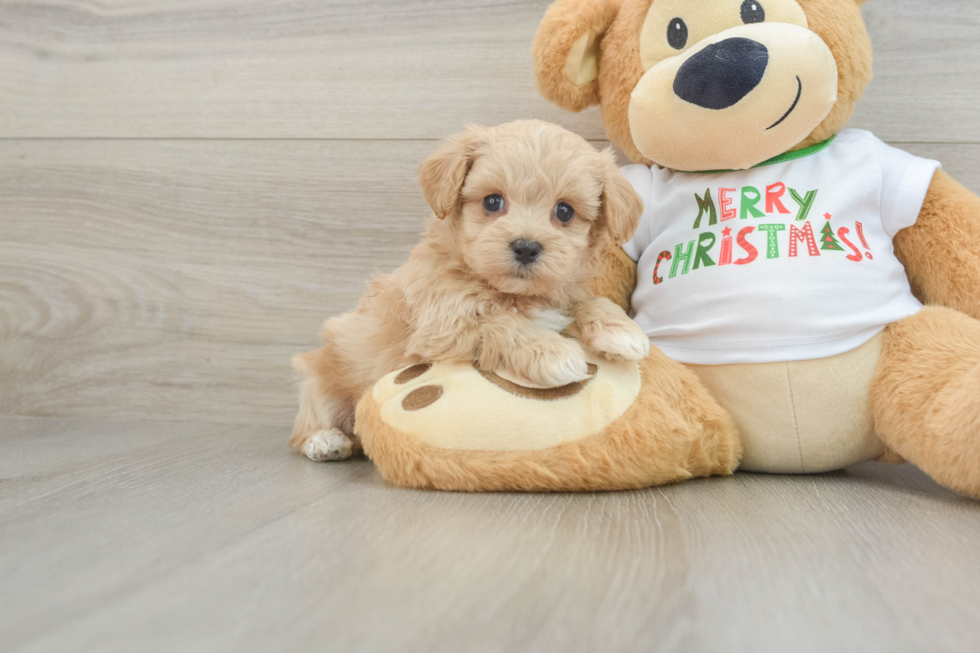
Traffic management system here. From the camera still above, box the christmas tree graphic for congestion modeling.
[820,221,845,251]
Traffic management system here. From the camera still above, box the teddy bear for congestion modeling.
[355,0,980,496]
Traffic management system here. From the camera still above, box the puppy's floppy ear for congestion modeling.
[533,0,621,112]
[418,126,485,220]
[598,150,643,246]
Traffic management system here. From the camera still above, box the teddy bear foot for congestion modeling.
[303,429,355,462]
[924,362,980,497]
[929,361,980,430]
[872,307,980,498]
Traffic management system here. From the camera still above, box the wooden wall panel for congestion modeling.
[2,140,978,425]
[1,140,429,425]
[0,1,977,141]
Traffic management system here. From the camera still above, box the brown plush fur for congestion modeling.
[532,0,622,113]
[591,245,638,313]
[895,171,980,321]
[534,0,873,165]
[872,307,980,498]
[358,347,741,492]
[792,0,873,150]
[292,120,648,460]
[594,0,652,164]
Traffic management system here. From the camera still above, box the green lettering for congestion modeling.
[694,232,716,270]
[670,240,696,277]
[758,224,787,259]
[789,188,818,221]
[693,189,717,229]
[740,186,765,219]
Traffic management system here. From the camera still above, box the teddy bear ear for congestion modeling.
[533,0,622,113]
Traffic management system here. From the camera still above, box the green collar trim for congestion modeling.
[677,135,837,174]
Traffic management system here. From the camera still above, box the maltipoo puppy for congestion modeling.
[291,120,650,461]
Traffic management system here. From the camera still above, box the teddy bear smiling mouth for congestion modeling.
[766,75,803,131]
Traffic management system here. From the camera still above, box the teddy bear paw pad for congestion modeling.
[366,356,641,452]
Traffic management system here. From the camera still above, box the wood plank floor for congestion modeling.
[3,415,980,653]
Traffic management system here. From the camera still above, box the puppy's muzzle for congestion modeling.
[673,38,769,110]
[510,239,543,266]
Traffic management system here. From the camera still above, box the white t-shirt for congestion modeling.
[622,129,940,365]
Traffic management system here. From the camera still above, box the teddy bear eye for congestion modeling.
[483,194,505,213]
[741,0,765,24]
[554,202,575,223]
[667,18,688,50]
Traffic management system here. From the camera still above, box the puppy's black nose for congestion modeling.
[510,239,543,266]
[673,38,769,110]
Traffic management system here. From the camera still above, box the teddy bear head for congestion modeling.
[534,0,872,171]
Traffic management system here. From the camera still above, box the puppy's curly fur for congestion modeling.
[291,120,647,461]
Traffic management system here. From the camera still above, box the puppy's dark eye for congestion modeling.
[740,0,765,24]
[554,202,575,224]
[667,18,688,50]
[483,194,505,213]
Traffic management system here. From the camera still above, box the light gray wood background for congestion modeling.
[3,2,980,651]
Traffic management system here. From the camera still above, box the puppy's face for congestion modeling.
[418,121,642,297]
[456,133,604,296]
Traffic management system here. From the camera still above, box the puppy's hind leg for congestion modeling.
[291,353,359,462]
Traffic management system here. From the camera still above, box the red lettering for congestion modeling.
[788,222,820,257]
[734,226,758,265]
[719,228,733,266]
[719,188,737,221]
[766,182,791,214]
[837,227,864,262]
[653,250,672,284]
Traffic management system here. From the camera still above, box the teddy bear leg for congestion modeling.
[870,306,980,497]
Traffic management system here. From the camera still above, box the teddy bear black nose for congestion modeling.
[673,38,769,110]
[510,239,543,266]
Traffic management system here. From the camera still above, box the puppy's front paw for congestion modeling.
[526,338,591,387]
[304,429,354,462]
[587,320,650,361]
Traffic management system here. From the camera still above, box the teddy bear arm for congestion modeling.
[894,170,980,321]
[591,245,638,313]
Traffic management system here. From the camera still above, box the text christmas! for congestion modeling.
[652,183,874,285]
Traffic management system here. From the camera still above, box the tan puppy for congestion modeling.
[291,120,649,461]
